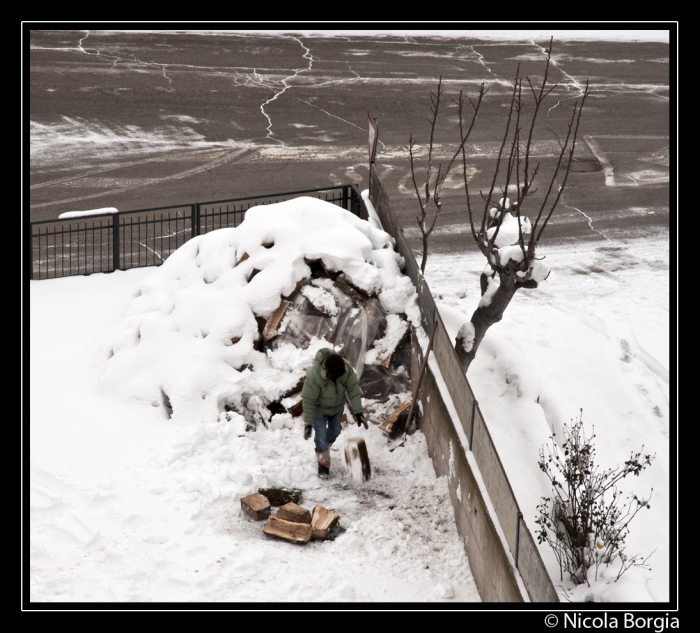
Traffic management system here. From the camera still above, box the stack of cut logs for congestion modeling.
[240,487,339,544]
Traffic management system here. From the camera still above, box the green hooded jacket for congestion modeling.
[301,348,363,427]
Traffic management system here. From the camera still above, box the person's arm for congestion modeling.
[301,373,321,428]
[345,367,363,416]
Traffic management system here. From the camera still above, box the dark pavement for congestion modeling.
[28,30,671,255]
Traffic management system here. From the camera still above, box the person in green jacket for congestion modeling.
[301,348,366,478]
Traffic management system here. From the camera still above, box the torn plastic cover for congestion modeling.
[266,277,410,403]
[359,365,410,401]
[267,286,388,379]
[266,292,337,352]
[330,298,386,379]
[332,306,366,375]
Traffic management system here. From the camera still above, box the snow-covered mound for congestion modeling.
[97,197,421,424]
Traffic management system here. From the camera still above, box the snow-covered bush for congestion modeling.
[535,410,655,586]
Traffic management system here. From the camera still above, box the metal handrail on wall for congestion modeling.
[30,184,363,281]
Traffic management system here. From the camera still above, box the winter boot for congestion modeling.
[316,449,331,479]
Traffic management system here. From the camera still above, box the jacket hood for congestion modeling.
[314,348,355,381]
[314,348,335,364]
[314,348,336,379]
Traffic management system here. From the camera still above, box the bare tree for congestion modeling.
[452,38,590,373]
[407,77,486,273]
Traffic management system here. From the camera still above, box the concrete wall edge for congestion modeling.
[424,352,531,602]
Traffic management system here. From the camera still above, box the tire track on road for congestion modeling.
[30,147,235,191]
[30,148,255,210]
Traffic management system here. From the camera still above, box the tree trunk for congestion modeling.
[420,230,429,274]
[455,272,519,374]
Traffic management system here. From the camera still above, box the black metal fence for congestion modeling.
[30,184,363,280]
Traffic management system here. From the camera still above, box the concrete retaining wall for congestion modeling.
[410,332,524,602]
[368,163,559,603]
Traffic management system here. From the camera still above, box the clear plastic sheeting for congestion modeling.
[329,297,386,379]
[359,365,410,401]
[266,276,409,403]
[330,305,367,375]
[266,292,337,352]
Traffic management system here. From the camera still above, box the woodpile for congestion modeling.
[240,488,339,544]
[220,238,414,428]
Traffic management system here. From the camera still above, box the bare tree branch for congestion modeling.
[480,64,521,238]
[534,80,590,243]
[409,77,487,273]
[456,85,487,243]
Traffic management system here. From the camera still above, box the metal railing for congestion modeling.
[30,184,362,280]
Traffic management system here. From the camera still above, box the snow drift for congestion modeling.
[97,197,422,425]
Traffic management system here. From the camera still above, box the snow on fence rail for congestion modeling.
[369,163,558,603]
[29,185,363,280]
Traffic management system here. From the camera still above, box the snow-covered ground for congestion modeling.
[28,198,481,603]
[27,28,672,606]
[426,235,670,603]
[28,194,670,604]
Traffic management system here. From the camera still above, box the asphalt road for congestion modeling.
[28,29,670,255]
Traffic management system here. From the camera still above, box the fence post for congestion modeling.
[350,184,362,217]
[192,203,200,237]
[342,185,349,213]
[469,399,477,450]
[112,212,120,272]
[515,511,523,569]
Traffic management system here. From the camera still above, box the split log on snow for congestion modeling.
[263,515,313,543]
[262,300,292,341]
[276,378,305,403]
[311,505,340,540]
[344,438,371,483]
[276,502,312,524]
[240,493,271,521]
[258,487,303,506]
[378,400,411,438]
